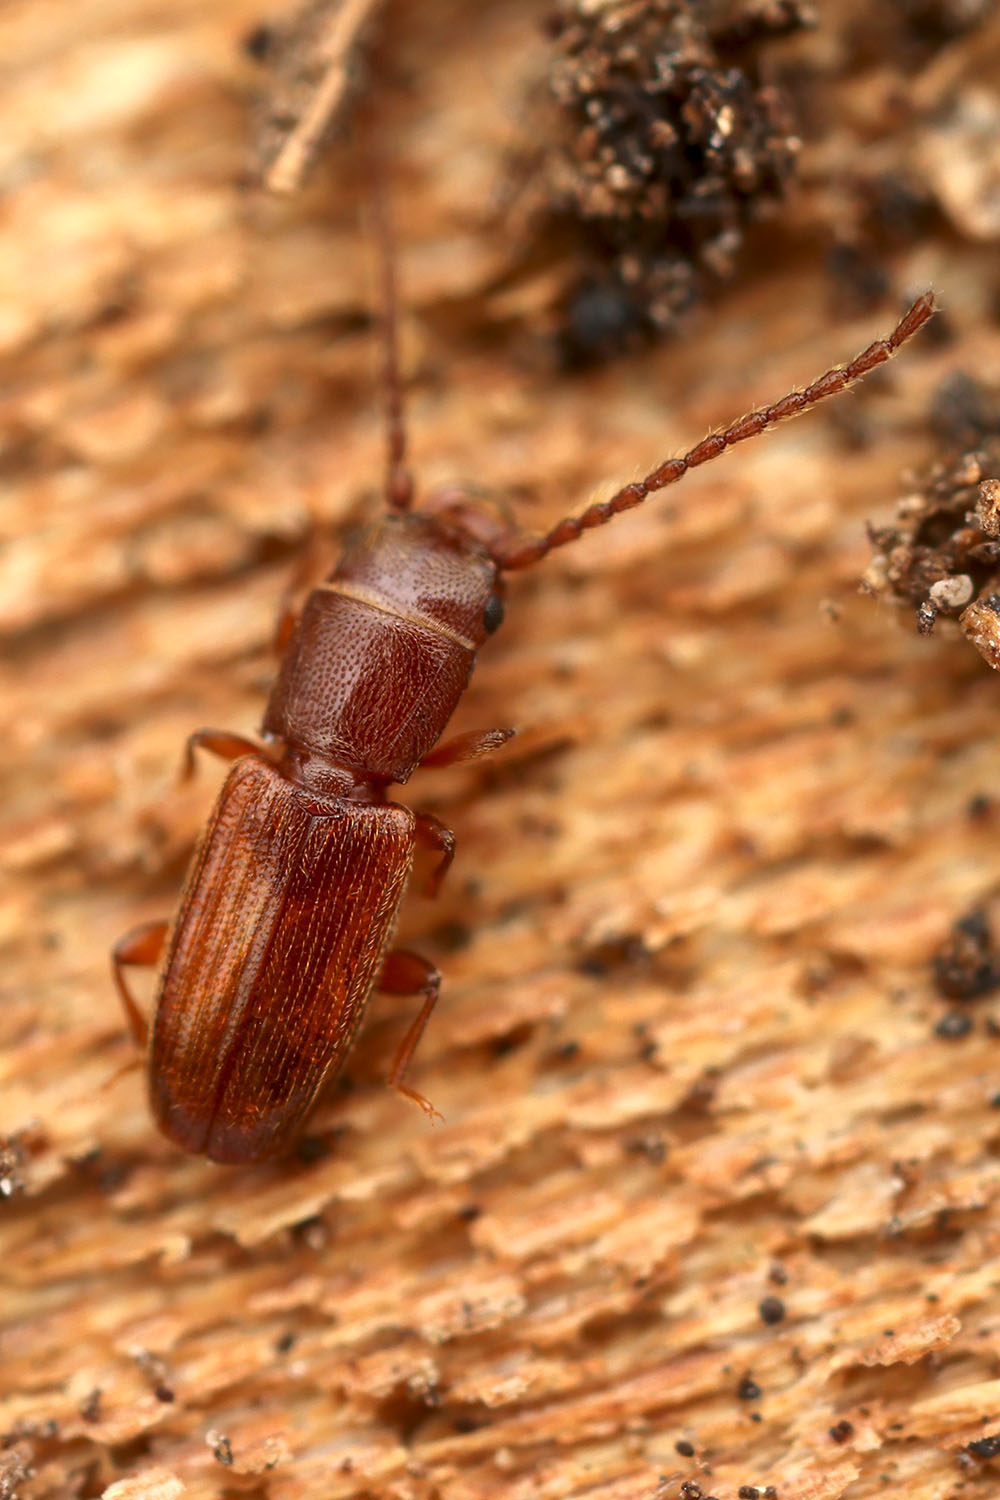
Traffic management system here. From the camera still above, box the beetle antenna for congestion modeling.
[496,291,935,571]
[370,156,414,511]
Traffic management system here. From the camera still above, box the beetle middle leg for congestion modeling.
[180,729,264,781]
[378,948,443,1119]
[414,811,457,898]
[112,920,168,1048]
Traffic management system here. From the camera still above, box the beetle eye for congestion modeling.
[483,593,505,634]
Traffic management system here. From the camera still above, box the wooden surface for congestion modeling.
[4,2,1000,1497]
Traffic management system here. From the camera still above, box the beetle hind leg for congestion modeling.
[378,948,443,1121]
[112,920,168,1048]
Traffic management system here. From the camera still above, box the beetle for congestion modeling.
[112,205,933,1160]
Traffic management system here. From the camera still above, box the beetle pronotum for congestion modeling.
[112,187,934,1161]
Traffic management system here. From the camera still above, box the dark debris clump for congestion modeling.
[933,909,1000,1002]
[863,376,1000,667]
[543,0,809,360]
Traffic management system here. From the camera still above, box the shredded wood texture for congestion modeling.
[3,2,1000,1498]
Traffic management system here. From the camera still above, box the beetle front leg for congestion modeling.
[419,727,515,769]
[111,920,168,1048]
[414,811,456,898]
[378,948,443,1120]
[180,729,264,782]
[274,528,331,651]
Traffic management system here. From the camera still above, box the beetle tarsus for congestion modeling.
[380,948,443,1111]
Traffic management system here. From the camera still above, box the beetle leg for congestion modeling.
[378,948,443,1120]
[414,811,456,898]
[419,727,515,770]
[181,728,263,782]
[111,920,168,1048]
[274,528,332,651]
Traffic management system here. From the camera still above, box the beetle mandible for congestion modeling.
[112,193,934,1162]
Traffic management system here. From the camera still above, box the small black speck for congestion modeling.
[829,1419,854,1444]
[758,1296,785,1326]
[917,600,937,635]
[675,1439,695,1456]
[79,1389,102,1423]
[296,1134,332,1165]
[749,1411,763,1423]
[968,793,993,821]
[433,920,471,952]
[154,1384,174,1404]
[935,1011,973,1040]
[768,1262,788,1286]
[737,1375,762,1401]
[453,1415,479,1434]
[990,1092,1000,1109]
[211,1435,234,1466]
[291,1214,328,1251]
[458,1203,482,1222]
[739,1488,761,1499]
[625,1133,667,1165]
[243,24,275,60]
[968,1433,1000,1460]
[274,1331,297,1354]
[492,1023,534,1057]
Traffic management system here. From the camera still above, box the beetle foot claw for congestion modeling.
[396,1083,444,1123]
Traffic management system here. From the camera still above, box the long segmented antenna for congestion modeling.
[370,159,414,511]
[496,291,935,571]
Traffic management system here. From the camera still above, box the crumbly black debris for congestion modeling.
[968,1433,1000,1460]
[864,378,1000,663]
[933,909,1000,1002]
[540,0,808,359]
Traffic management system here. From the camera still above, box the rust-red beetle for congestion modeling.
[112,211,933,1162]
